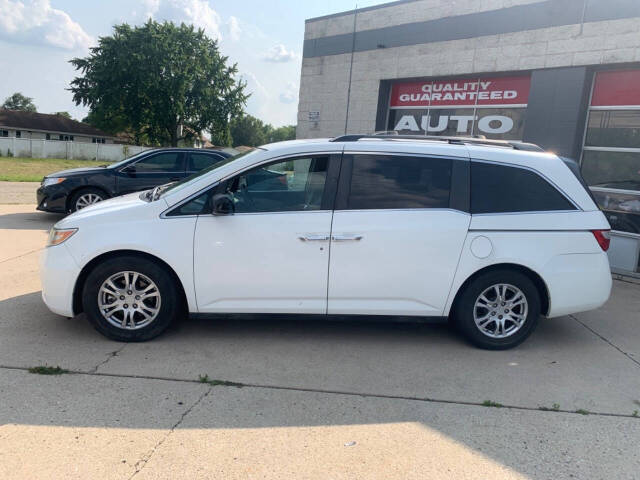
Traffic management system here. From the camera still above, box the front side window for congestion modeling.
[133,152,183,172]
[225,156,328,213]
[346,154,452,210]
[471,162,575,214]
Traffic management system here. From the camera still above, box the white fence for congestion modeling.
[0,137,151,162]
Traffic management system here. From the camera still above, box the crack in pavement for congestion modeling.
[127,385,212,479]
[0,247,43,264]
[88,344,129,374]
[570,314,640,368]
[2,364,639,420]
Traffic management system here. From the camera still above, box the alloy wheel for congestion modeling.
[97,271,161,330]
[473,283,528,339]
[75,193,103,210]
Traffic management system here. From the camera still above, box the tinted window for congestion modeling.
[167,191,211,216]
[134,152,183,172]
[346,155,451,209]
[188,153,225,171]
[226,156,328,213]
[471,162,575,214]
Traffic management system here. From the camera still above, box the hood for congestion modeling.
[56,191,165,227]
[45,166,107,178]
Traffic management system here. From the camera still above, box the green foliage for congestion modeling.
[28,365,69,375]
[229,114,268,147]
[198,374,243,387]
[53,111,72,119]
[229,113,296,147]
[2,92,37,112]
[481,400,503,408]
[70,21,248,147]
[267,124,296,143]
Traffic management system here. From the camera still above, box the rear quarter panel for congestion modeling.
[444,227,612,318]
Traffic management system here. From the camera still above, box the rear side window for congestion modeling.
[346,155,451,209]
[188,153,225,171]
[471,162,576,214]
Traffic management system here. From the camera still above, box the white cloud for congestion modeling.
[264,44,297,63]
[279,82,298,104]
[142,0,222,40]
[226,16,241,42]
[0,0,92,50]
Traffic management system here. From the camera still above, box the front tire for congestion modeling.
[82,256,181,341]
[453,269,541,350]
[69,188,107,213]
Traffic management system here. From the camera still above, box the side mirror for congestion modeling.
[211,193,235,216]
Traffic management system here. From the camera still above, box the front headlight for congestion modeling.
[42,177,66,187]
[46,228,78,247]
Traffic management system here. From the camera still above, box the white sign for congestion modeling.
[394,114,514,135]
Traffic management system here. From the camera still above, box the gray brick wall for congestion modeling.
[297,1,640,139]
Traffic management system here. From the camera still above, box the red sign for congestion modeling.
[591,70,640,106]
[390,75,531,108]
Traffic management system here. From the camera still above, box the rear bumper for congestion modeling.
[40,243,80,317]
[544,252,612,318]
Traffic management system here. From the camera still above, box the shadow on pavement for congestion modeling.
[0,210,64,230]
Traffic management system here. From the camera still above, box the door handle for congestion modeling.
[298,234,330,242]
[331,234,363,241]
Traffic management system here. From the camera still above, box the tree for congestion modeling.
[229,114,296,147]
[267,125,296,143]
[69,21,248,146]
[229,114,268,147]
[53,111,72,119]
[2,92,37,112]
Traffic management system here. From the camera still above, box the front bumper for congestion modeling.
[37,185,68,213]
[40,243,81,317]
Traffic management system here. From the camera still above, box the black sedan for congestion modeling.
[37,148,236,213]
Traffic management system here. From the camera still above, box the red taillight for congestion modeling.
[591,229,611,252]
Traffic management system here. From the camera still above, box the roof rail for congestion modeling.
[329,134,544,152]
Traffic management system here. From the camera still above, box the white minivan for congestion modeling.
[40,135,612,349]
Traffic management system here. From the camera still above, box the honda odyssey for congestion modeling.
[40,135,612,349]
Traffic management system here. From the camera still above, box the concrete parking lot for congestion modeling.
[1,191,639,479]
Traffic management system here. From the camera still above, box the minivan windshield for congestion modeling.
[158,148,262,198]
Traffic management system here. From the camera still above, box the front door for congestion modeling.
[193,154,339,313]
[328,152,471,316]
[116,151,186,194]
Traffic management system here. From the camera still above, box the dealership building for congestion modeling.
[297,0,640,275]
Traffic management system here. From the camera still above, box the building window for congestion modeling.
[582,69,640,273]
[46,133,51,140]
[387,75,530,140]
[1,130,8,137]
[92,137,106,144]
[15,130,21,138]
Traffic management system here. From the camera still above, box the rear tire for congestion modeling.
[69,187,107,213]
[453,269,541,350]
[82,256,181,342]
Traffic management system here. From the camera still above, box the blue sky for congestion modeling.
[0,0,386,128]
